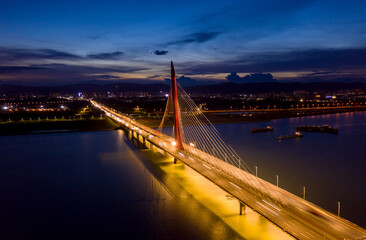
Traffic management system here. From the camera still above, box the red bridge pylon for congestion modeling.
[171,60,184,151]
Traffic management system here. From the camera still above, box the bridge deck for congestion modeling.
[91,100,366,240]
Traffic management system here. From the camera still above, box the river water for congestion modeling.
[215,111,366,228]
[0,130,242,240]
[0,111,365,239]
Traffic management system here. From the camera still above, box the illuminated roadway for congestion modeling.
[91,100,366,240]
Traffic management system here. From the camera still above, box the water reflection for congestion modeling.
[0,130,243,240]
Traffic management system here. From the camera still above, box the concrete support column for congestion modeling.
[239,202,246,215]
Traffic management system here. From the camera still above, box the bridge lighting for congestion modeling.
[172,141,177,146]
[189,142,195,147]
[165,94,169,97]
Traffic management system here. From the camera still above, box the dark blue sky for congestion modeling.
[1,0,366,85]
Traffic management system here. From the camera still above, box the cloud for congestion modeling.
[167,32,220,45]
[0,63,148,85]
[95,74,121,79]
[147,74,163,79]
[177,75,200,86]
[192,0,316,42]
[0,48,81,61]
[0,66,46,73]
[179,48,366,76]
[163,75,201,86]
[226,72,276,83]
[226,72,241,82]
[0,47,126,62]
[154,50,168,55]
[86,51,124,60]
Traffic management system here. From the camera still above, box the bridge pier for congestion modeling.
[239,202,246,215]
[142,137,146,146]
[174,157,178,164]
[131,130,135,139]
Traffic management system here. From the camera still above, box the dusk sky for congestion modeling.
[1,0,366,85]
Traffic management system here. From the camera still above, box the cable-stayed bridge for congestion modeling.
[90,62,366,240]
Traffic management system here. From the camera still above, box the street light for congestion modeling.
[255,166,258,177]
[276,175,279,187]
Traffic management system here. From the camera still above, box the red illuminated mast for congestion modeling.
[171,61,184,150]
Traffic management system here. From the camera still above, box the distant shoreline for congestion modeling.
[0,118,120,136]
[2,107,365,135]
[135,106,366,128]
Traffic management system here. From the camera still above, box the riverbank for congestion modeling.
[0,118,120,135]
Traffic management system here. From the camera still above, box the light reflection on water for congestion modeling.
[0,130,243,240]
[1,110,365,239]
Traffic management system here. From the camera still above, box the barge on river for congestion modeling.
[251,126,273,133]
[277,131,304,140]
[296,124,338,134]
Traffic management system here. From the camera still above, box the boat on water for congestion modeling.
[296,124,338,134]
[277,131,304,140]
[251,126,273,133]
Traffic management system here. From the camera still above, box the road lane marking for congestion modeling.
[257,202,279,216]
[203,164,211,169]
[300,233,310,239]
[229,182,242,190]
[262,200,282,211]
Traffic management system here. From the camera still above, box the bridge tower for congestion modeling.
[171,61,184,159]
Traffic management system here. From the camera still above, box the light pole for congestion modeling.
[303,186,306,200]
[276,175,279,187]
[255,166,258,177]
[338,201,341,217]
